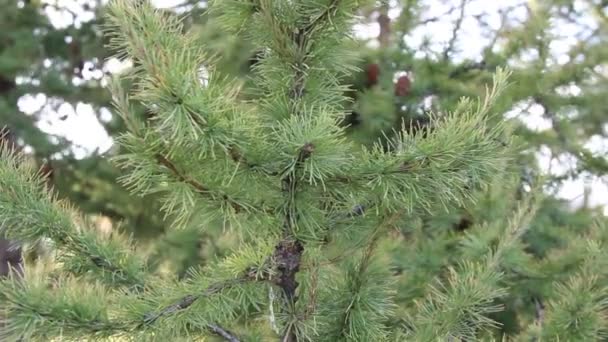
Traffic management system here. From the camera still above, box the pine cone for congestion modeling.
[365,63,380,88]
[394,75,411,97]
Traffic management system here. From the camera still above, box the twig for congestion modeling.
[207,323,241,342]
[155,152,268,214]
[51,227,145,289]
[141,278,248,325]
[227,145,279,176]
[483,6,513,52]
[443,0,468,60]
[299,0,341,37]
[302,260,319,319]
[142,294,198,325]
[448,60,488,78]
[533,96,567,144]
[531,296,545,341]
[155,153,211,194]
[337,211,404,338]
[417,5,462,26]
[287,0,341,106]
[533,296,545,324]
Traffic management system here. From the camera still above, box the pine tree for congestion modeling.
[337,2,608,338]
[1,1,607,341]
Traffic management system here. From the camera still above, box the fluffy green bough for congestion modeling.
[3,1,606,341]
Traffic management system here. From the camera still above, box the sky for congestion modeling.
[17,0,608,214]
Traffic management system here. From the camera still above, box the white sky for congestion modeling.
[17,0,608,214]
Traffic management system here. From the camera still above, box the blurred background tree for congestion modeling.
[1,0,607,338]
[0,0,164,237]
[0,0,187,272]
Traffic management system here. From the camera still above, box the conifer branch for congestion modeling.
[155,153,209,194]
[142,277,251,325]
[538,241,608,340]
[58,232,145,289]
[0,277,131,340]
[256,17,362,323]
[0,273,252,340]
[4,234,272,340]
[300,0,342,36]
[252,0,352,118]
[105,0,249,150]
[289,0,342,103]
[154,152,255,214]
[408,196,539,340]
[227,145,279,176]
[0,143,145,288]
[342,69,512,213]
[113,125,274,224]
[337,211,402,339]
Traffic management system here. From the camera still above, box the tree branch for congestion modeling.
[141,277,251,326]
[531,296,545,342]
[443,0,468,60]
[288,0,342,104]
[533,296,545,324]
[227,145,279,176]
[337,211,403,339]
[207,323,241,342]
[155,153,209,193]
[155,152,271,214]
[61,234,144,289]
[299,0,341,37]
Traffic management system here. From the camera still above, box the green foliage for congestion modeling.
[0,0,169,248]
[0,143,145,288]
[0,276,118,340]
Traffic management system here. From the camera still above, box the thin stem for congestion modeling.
[155,152,271,214]
[338,211,403,338]
[443,0,468,60]
[207,323,242,342]
[141,277,251,325]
